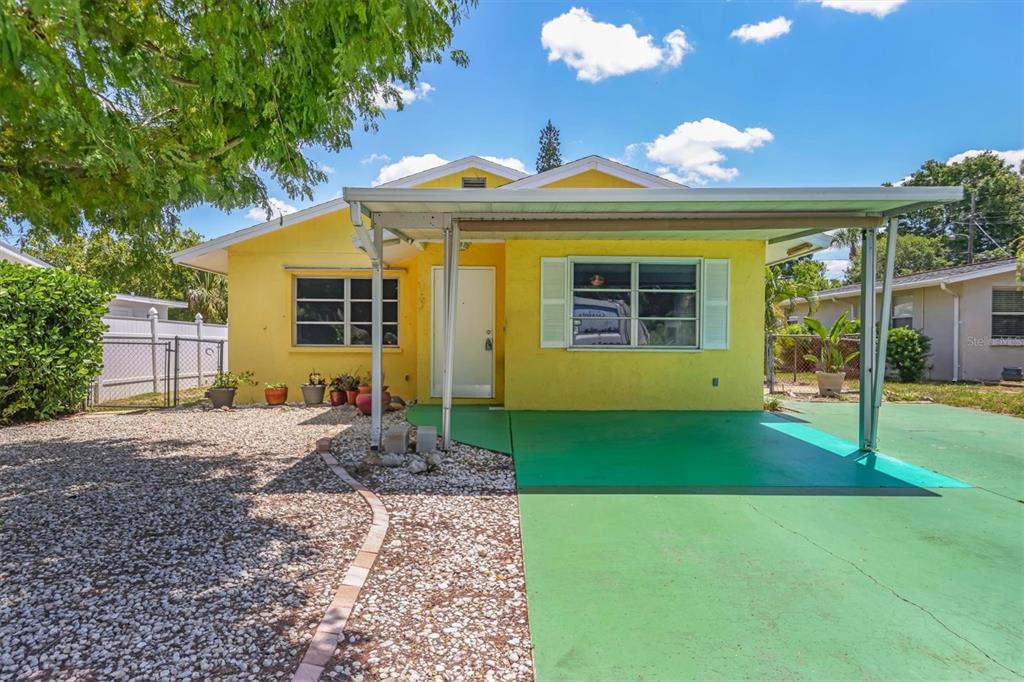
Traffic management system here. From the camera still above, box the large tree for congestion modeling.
[0,0,472,248]
[845,233,952,283]
[536,119,562,172]
[897,152,1024,264]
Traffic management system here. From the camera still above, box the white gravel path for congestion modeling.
[330,413,534,681]
[0,405,369,681]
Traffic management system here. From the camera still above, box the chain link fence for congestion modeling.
[765,333,861,395]
[88,337,225,408]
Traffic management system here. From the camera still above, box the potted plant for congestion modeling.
[264,382,288,405]
[206,371,256,408]
[803,313,860,397]
[342,373,361,406]
[328,375,349,406]
[301,370,326,406]
[357,370,372,395]
[355,372,391,415]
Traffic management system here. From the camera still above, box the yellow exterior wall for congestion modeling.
[226,209,419,403]
[540,169,643,189]
[504,240,766,411]
[412,167,516,189]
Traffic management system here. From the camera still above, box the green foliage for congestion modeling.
[886,327,931,382]
[265,382,287,389]
[307,370,325,386]
[845,234,952,283]
[802,313,860,373]
[19,228,228,323]
[897,152,1023,265]
[0,0,473,244]
[330,373,360,391]
[0,262,109,423]
[210,371,255,390]
[764,265,818,332]
[763,397,783,412]
[536,119,562,172]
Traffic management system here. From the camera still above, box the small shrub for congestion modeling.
[763,397,783,412]
[0,262,109,423]
[886,327,931,382]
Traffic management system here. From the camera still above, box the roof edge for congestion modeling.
[499,155,685,190]
[375,155,530,188]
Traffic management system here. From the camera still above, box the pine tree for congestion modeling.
[536,120,562,172]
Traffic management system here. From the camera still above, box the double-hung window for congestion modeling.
[891,293,914,328]
[294,277,399,346]
[570,259,700,349]
[992,288,1024,340]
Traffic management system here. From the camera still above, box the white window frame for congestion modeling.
[891,292,914,329]
[293,276,400,347]
[566,256,702,352]
[992,287,1024,340]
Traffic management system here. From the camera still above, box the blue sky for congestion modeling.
[182,0,1023,276]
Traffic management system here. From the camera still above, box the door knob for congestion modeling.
[485,337,493,351]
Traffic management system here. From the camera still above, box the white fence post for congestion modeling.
[148,307,159,392]
[195,313,204,386]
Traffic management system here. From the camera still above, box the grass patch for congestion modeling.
[883,382,1024,418]
[92,386,209,410]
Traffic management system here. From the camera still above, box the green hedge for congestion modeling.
[886,327,932,382]
[0,262,109,423]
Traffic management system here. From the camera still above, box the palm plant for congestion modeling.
[803,313,860,373]
[764,266,818,332]
[186,271,228,323]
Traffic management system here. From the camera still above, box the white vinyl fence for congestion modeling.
[90,309,228,405]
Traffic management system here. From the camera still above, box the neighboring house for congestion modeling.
[1,238,187,319]
[173,153,958,413]
[788,259,1024,382]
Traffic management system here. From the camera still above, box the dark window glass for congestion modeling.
[572,291,631,318]
[351,301,398,323]
[571,318,630,346]
[639,292,696,318]
[638,264,697,290]
[296,278,344,299]
[296,324,346,345]
[350,278,398,299]
[572,263,631,289]
[992,315,1024,338]
[638,319,697,347]
[891,317,913,329]
[297,301,344,322]
[350,324,399,346]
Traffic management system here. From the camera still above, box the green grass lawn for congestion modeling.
[92,386,208,410]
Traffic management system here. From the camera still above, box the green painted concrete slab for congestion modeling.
[406,404,512,454]
[512,411,965,491]
[513,407,1023,680]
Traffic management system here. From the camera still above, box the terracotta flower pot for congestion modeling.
[329,389,346,406]
[356,389,392,415]
[358,384,371,395]
[265,387,288,405]
[345,389,359,405]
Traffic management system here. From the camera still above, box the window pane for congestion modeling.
[350,324,399,346]
[992,315,1024,338]
[638,319,698,347]
[350,278,398,300]
[351,301,398,323]
[296,324,345,345]
[296,278,343,299]
[573,291,631,318]
[639,292,696,318]
[572,318,630,346]
[893,294,913,320]
[572,263,631,289]
[993,289,1024,313]
[297,301,344,322]
[639,263,697,290]
[891,316,913,329]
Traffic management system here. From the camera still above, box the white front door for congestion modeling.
[432,266,495,398]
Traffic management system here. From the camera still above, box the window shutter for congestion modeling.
[702,259,730,350]
[540,257,568,348]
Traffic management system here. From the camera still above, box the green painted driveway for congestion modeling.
[410,404,1024,680]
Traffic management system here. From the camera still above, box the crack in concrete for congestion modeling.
[748,502,1021,678]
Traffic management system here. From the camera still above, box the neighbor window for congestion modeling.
[992,288,1024,339]
[891,293,914,328]
[570,260,699,349]
[294,277,399,346]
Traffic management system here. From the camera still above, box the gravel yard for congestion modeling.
[0,405,369,680]
[330,414,533,681]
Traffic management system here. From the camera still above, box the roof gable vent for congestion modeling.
[461,177,487,189]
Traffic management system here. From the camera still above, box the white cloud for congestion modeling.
[372,153,449,186]
[947,148,1024,173]
[318,163,335,174]
[480,156,529,174]
[821,258,851,280]
[812,1,906,18]
[731,16,792,43]
[361,153,391,165]
[247,197,298,222]
[373,82,435,111]
[540,7,693,82]
[642,117,774,184]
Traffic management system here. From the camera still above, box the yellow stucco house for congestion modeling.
[173,155,960,449]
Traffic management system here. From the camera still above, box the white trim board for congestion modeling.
[498,155,685,190]
[376,156,529,189]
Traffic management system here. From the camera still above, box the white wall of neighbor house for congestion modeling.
[788,270,1024,382]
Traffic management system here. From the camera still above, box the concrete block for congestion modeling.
[416,426,437,454]
[383,424,410,454]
